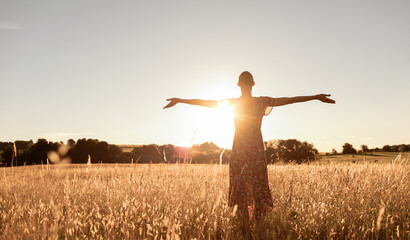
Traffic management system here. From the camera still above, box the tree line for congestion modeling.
[0,138,323,166]
[1,139,408,167]
[340,143,410,154]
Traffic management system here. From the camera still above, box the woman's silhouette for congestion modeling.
[164,71,335,234]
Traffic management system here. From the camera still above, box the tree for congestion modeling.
[191,142,220,152]
[1,145,13,166]
[265,143,277,164]
[382,145,392,152]
[67,139,76,148]
[70,139,124,163]
[0,142,12,151]
[342,143,357,154]
[131,144,163,163]
[109,144,122,156]
[15,140,33,150]
[361,145,369,153]
[21,139,58,165]
[331,149,338,155]
[94,141,110,162]
[266,139,319,164]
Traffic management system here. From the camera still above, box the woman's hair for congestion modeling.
[238,71,254,86]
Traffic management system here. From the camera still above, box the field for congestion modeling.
[320,152,409,164]
[1,162,409,239]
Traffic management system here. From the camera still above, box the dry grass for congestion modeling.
[0,163,409,239]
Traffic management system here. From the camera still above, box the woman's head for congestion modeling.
[238,71,254,97]
[238,71,255,87]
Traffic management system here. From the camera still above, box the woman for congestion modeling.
[163,71,335,233]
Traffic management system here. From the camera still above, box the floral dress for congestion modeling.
[227,96,275,220]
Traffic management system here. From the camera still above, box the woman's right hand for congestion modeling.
[163,98,181,109]
[316,94,336,104]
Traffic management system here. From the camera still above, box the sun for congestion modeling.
[182,84,239,149]
[188,101,235,149]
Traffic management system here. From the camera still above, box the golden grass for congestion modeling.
[319,152,410,164]
[0,163,409,239]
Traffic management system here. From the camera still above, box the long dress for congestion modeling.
[227,96,275,220]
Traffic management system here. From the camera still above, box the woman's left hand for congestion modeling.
[163,98,181,109]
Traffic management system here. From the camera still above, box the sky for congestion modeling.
[1,0,409,152]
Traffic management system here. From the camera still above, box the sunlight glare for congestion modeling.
[180,79,238,149]
[188,100,235,149]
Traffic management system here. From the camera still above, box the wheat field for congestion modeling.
[0,163,409,239]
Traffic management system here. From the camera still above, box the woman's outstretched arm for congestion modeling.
[163,98,219,109]
[272,94,335,107]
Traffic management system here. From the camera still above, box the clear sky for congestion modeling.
[1,0,409,152]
